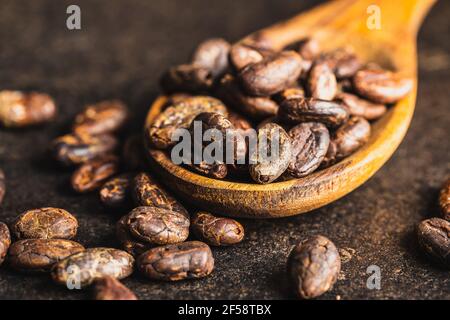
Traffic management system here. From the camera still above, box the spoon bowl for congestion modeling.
[144,0,436,218]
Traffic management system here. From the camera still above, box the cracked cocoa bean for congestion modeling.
[93,276,137,300]
[249,123,292,184]
[332,116,371,160]
[287,235,341,299]
[52,248,134,288]
[8,239,84,272]
[0,90,56,127]
[287,122,330,178]
[192,38,230,78]
[417,218,450,268]
[0,222,11,266]
[239,50,303,96]
[147,96,227,149]
[336,92,387,120]
[191,211,244,246]
[160,64,214,94]
[439,178,450,220]
[353,68,413,104]
[0,169,5,205]
[137,241,214,281]
[125,206,189,245]
[216,74,279,120]
[307,61,337,100]
[71,155,119,193]
[12,207,78,240]
[116,215,152,257]
[100,173,133,209]
[278,97,349,127]
[73,100,128,135]
[132,172,189,218]
[52,133,118,166]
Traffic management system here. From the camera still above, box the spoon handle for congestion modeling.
[244,0,437,50]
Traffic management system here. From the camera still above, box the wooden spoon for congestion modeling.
[144,0,436,218]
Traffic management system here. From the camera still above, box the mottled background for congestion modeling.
[0,0,449,300]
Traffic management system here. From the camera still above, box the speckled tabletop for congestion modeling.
[0,0,449,300]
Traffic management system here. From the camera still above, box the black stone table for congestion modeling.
[0,0,449,300]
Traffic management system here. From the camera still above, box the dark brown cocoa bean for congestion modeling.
[191,211,244,246]
[239,50,303,96]
[52,133,118,166]
[278,98,349,127]
[216,74,279,120]
[71,155,119,193]
[307,61,337,100]
[125,206,189,245]
[296,38,320,61]
[333,116,371,159]
[417,218,450,268]
[147,96,227,149]
[0,222,11,266]
[100,173,133,209]
[273,86,305,104]
[227,110,253,131]
[336,92,387,120]
[137,241,214,281]
[51,248,135,288]
[122,134,147,171]
[12,207,78,240]
[439,178,450,221]
[192,38,230,77]
[73,100,128,135]
[249,123,292,184]
[0,169,5,205]
[323,48,362,79]
[160,64,213,94]
[287,122,330,178]
[287,235,341,299]
[93,276,138,300]
[353,68,413,104]
[116,215,152,257]
[0,90,56,127]
[229,42,274,71]
[319,140,338,168]
[8,239,84,272]
[132,172,189,218]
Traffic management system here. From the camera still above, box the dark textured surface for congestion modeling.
[0,0,449,300]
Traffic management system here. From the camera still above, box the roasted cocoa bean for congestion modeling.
[192,38,230,77]
[0,222,11,266]
[73,100,128,135]
[0,90,56,127]
[296,38,320,61]
[336,92,387,120]
[239,50,303,96]
[307,61,337,100]
[216,74,279,120]
[160,64,213,94]
[100,173,133,209]
[132,172,189,218]
[417,218,450,268]
[353,68,413,104]
[287,122,330,178]
[147,96,227,149]
[191,211,244,246]
[287,235,341,299]
[319,140,339,168]
[249,123,292,184]
[125,206,189,245]
[12,207,78,240]
[116,215,152,257]
[122,134,147,171]
[52,133,118,166]
[51,248,134,288]
[227,110,253,131]
[137,241,214,281]
[71,155,119,193]
[273,86,305,104]
[323,48,361,79]
[0,169,5,205]
[278,98,349,127]
[333,116,371,159]
[93,276,138,300]
[229,42,274,71]
[8,239,84,272]
[439,178,450,220]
